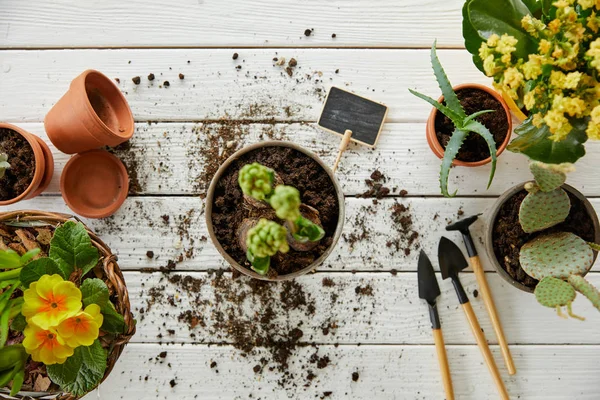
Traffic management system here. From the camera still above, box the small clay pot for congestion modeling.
[426,83,513,167]
[206,141,345,282]
[484,183,600,293]
[44,70,134,154]
[0,123,54,206]
[60,150,129,218]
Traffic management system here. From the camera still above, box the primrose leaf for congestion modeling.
[49,340,107,397]
[101,302,126,334]
[463,119,498,189]
[0,250,22,270]
[440,129,469,197]
[81,279,109,309]
[20,248,41,266]
[46,348,83,387]
[10,313,27,332]
[50,221,99,278]
[20,258,64,288]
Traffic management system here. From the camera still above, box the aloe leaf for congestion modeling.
[463,109,495,125]
[430,42,466,119]
[463,120,498,189]
[408,89,463,128]
[440,129,469,197]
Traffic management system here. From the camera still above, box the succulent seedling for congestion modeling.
[245,219,289,275]
[409,42,498,197]
[0,153,10,179]
[518,162,600,319]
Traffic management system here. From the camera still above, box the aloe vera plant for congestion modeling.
[518,162,600,319]
[409,42,498,197]
[0,154,10,179]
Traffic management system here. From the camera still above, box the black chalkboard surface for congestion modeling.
[318,86,388,147]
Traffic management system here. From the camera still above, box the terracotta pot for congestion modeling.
[484,182,600,293]
[426,83,513,167]
[44,70,134,154]
[205,141,345,282]
[500,89,528,122]
[0,123,54,206]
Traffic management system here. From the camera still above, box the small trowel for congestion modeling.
[438,237,509,400]
[418,250,454,400]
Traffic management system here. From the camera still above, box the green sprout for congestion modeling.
[238,163,275,201]
[0,344,28,396]
[409,41,498,197]
[0,154,10,179]
[246,219,289,275]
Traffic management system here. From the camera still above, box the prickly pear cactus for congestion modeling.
[588,242,600,252]
[529,161,574,192]
[520,232,594,280]
[568,275,600,311]
[518,187,570,233]
[535,277,576,308]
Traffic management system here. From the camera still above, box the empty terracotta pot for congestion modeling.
[425,83,512,167]
[60,150,129,218]
[0,123,54,206]
[45,70,134,154]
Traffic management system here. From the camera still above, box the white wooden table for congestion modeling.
[1,1,599,399]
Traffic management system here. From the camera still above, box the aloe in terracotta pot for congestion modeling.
[409,42,512,197]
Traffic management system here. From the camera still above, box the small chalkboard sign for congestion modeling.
[318,86,388,148]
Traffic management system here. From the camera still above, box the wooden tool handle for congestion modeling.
[461,302,509,400]
[332,129,352,172]
[432,329,454,400]
[470,256,516,375]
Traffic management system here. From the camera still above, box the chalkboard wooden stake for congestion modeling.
[332,129,353,172]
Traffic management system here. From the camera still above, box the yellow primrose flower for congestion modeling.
[23,324,74,365]
[22,274,82,330]
[504,67,524,89]
[496,34,518,55]
[544,110,573,141]
[57,304,104,348]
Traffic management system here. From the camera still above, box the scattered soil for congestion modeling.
[232,53,239,60]
[492,189,596,289]
[352,371,359,382]
[211,146,339,276]
[0,128,35,201]
[357,170,390,200]
[163,81,170,87]
[148,73,155,81]
[435,88,508,162]
[388,202,419,256]
[132,76,141,85]
[304,29,313,36]
[178,73,185,80]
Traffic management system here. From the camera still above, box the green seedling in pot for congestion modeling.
[518,162,600,319]
[409,42,498,197]
[0,344,28,396]
[245,219,289,275]
[0,154,10,179]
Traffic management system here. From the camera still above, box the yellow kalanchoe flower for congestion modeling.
[496,34,518,55]
[22,274,82,330]
[57,304,104,348]
[578,0,596,9]
[23,324,74,365]
[544,110,573,141]
[587,38,600,72]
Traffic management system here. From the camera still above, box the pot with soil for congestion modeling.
[485,162,600,320]
[0,123,54,206]
[206,141,345,281]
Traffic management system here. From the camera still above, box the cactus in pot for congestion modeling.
[0,154,10,179]
[518,161,600,319]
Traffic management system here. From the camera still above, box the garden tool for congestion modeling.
[438,237,509,400]
[418,250,454,400]
[446,215,516,375]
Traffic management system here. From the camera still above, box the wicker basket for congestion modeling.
[0,211,136,400]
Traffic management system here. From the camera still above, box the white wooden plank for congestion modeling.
[0,0,466,49]
[5,197,600,273]
[124,271,600,346]
[0,49,487,123]
[81,343,600,399]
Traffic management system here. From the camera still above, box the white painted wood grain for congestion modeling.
[125,271,600,345]
[0,49,488,123]
[0,0,466,49]
[80,343,600,399]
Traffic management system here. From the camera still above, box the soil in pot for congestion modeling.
[492,190,596,289]
[435,88,509,162]
[0,128,35,201]
[211,146,339,276]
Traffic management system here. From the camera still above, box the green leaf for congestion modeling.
[20,248,41,266]
[430,42,466,119]
[47,348,83,387]
[80,279,109,309]
[522,0,542,15]
[250,256,270,276]
[9,368,24,397]
[10,313,26,332]
[508,117,587,163]
[101,302,126,334]
[293,216,326,242]
[463,120,498,189]
[20,258,64,288]
[588,242,600,252]
[463,109,495,125]
[0,250,22,270]
[50,221,99,278]
[463,0,485,72]
[408,89,463,128]
[440,129,469,197]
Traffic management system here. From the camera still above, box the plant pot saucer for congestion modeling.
[60,150,129,218]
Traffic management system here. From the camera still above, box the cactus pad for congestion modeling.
[534,277,576,308]
[518,188,570,233]
[529,162,574,192]
[520,232,594,280]
[568,275,600,311]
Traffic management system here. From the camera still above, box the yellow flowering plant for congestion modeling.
[463,0,600,163]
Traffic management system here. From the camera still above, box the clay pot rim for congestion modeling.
[484,182,600,293]
[425,83,513,167]
[205,141,346,282]
[60,150,129,219]
[0,123,48,206]
[80,69,135,142]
